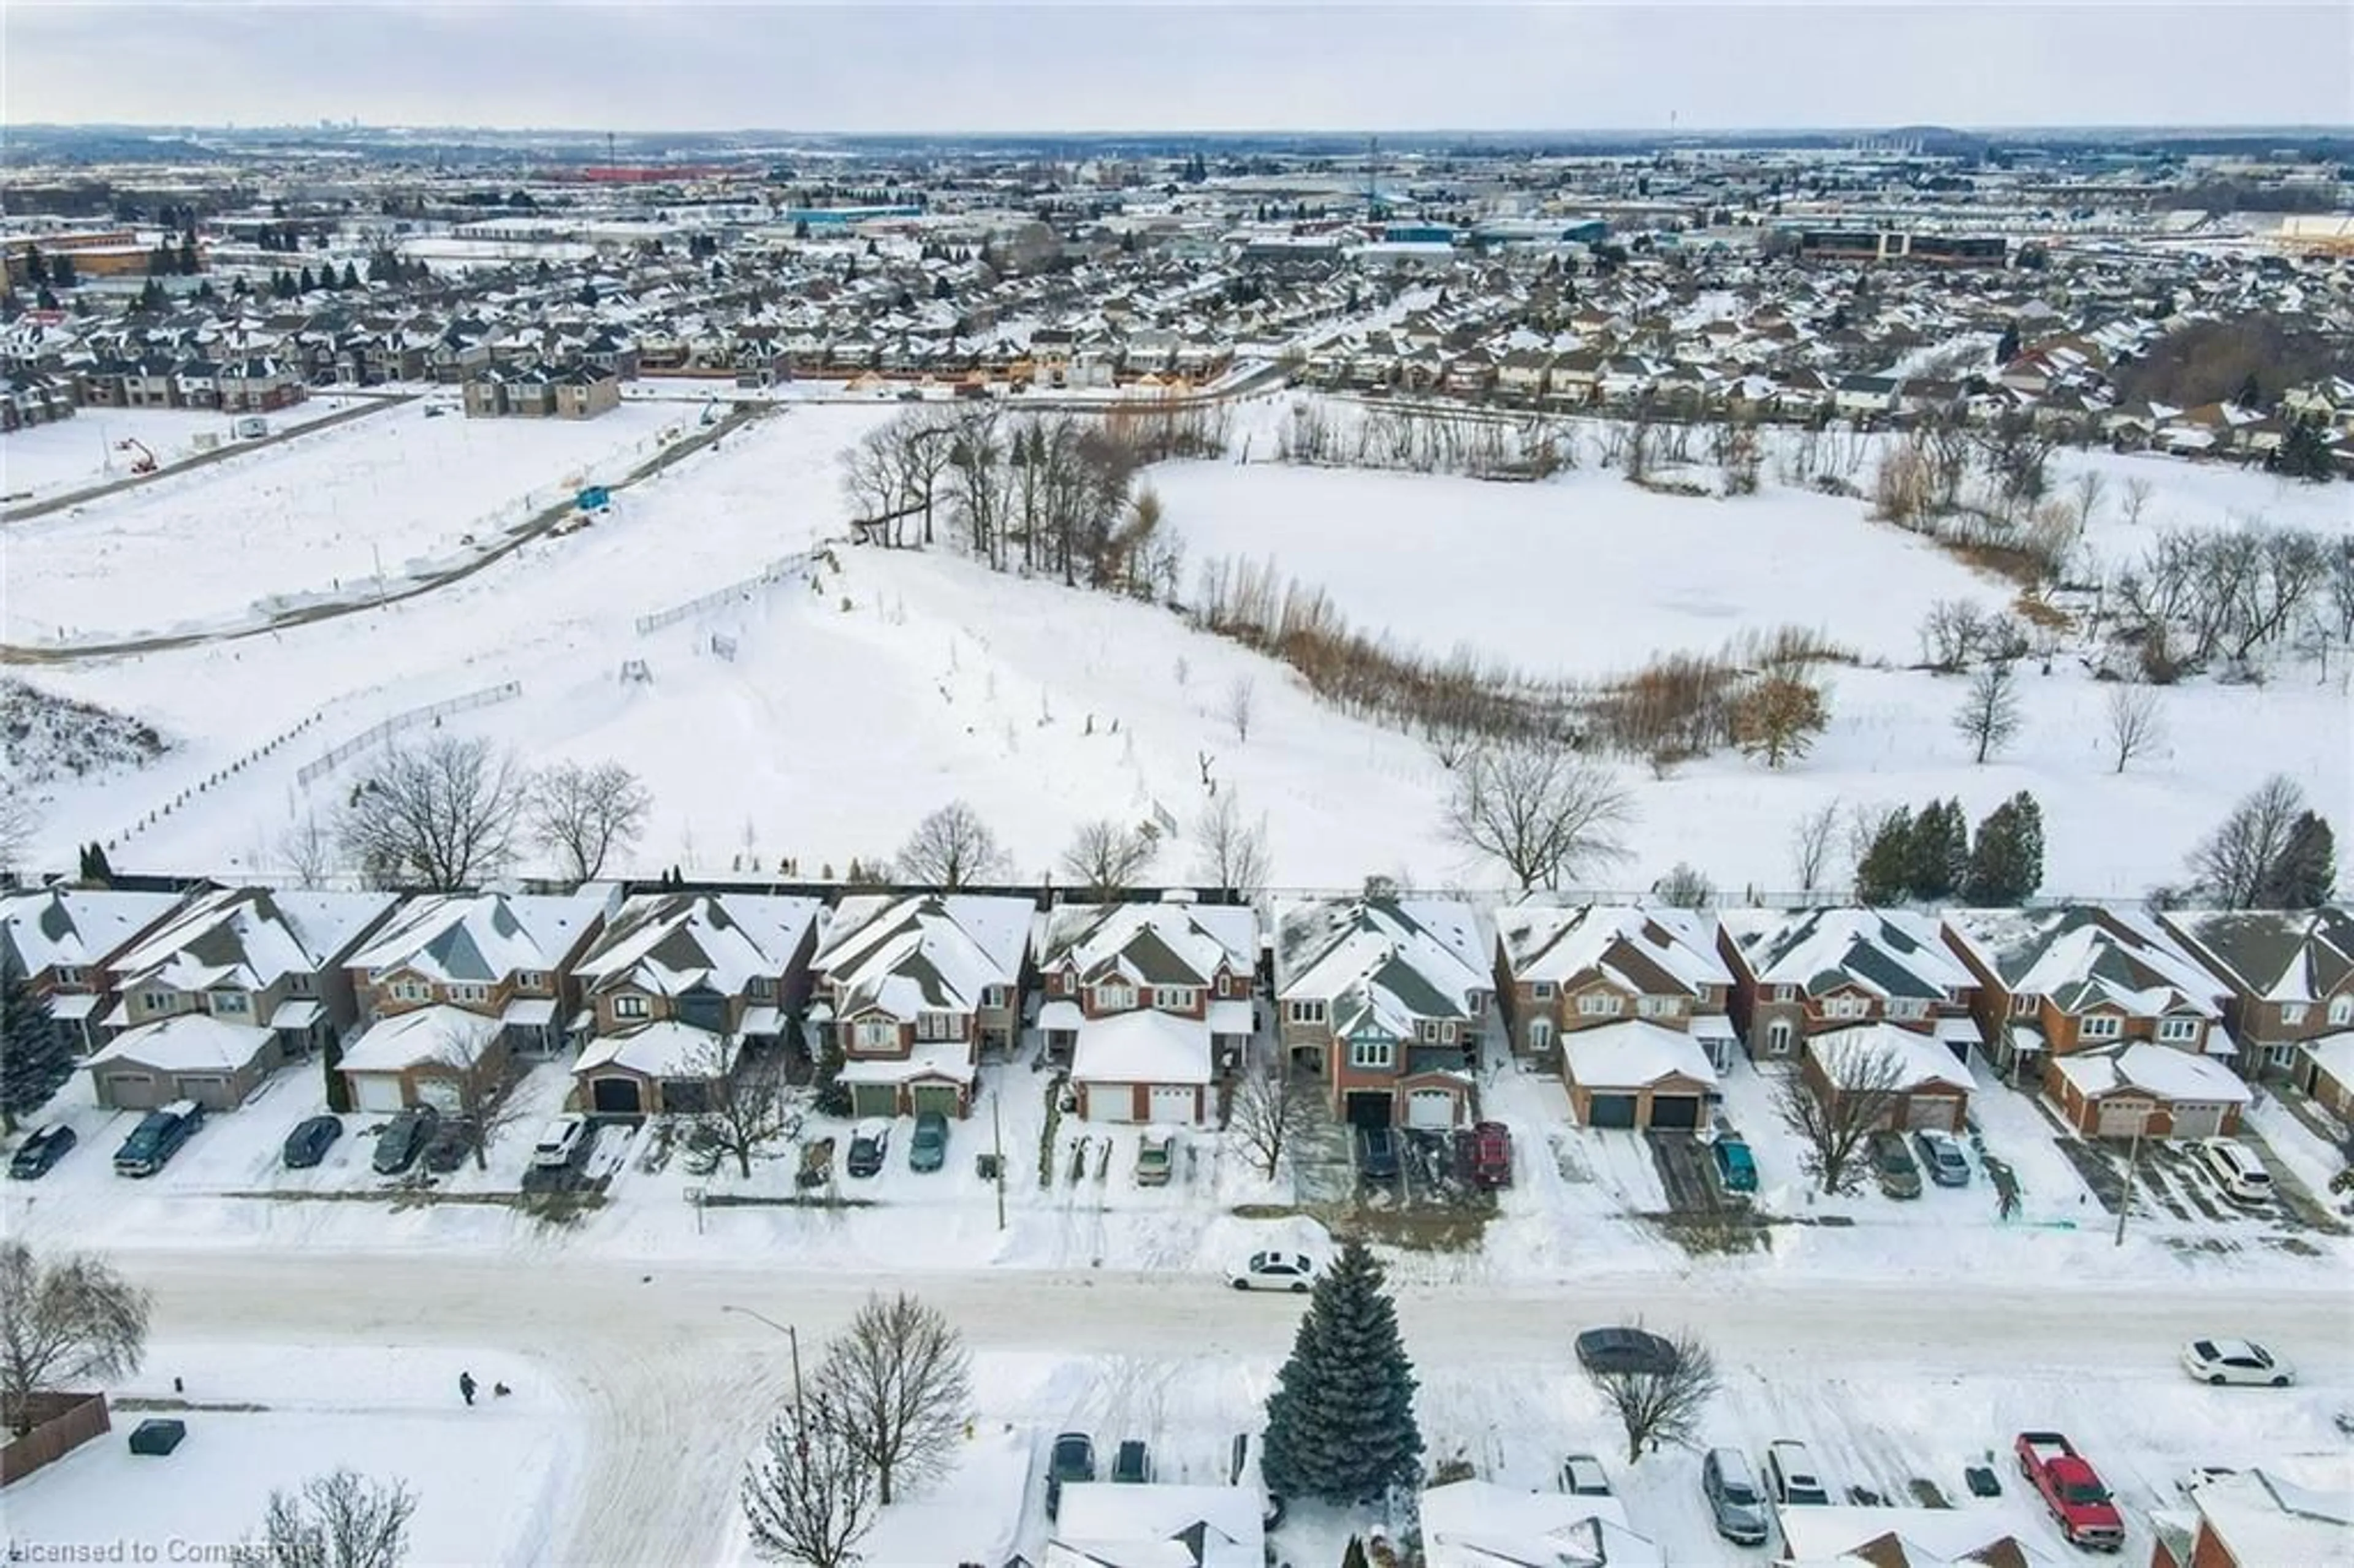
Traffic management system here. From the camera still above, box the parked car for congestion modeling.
[2195,1139,2274,1204]
[1702,1447,1771,1545]
[2181,1338,2294,1387]
[424,1118,477,1174]
[1113,1439,1152,1485]
[532,1115,587,1170]
[1765,1439,1831,1507]
[847,1119,890,1178]
[1135,1128,1175,1187]
[280,1115,342,1170]
[1710,1135,1758,1195]
[10,1124,78,1180]
[2016,1431,2124,1551]
[371,1105,440,1176]
[1574,1326,1678,1377]
[115,1100,205,1178]
[1046,1431,1096,1518]
[1228,1250,1317,1293]
[908,1111,948,1173]
[1469,1121,1512,1189]
[1557,1453,1612,1498]
[1357,1125,1400,1181]
[1871,1130,1922,1200]
[1913,1128,1971,1187]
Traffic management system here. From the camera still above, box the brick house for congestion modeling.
[1273,899,1488,1130]
[2048,1041,2251,1140]
[0,887,189,1058]
[2148,1458,2354,1568]
[86,887,396,1111]
[2158,908,2354,1080]
[1033,901,1257,1127]
[1797,1022,1975,1134]
[568,892,824,1117]
[1716,907,1983,1066]
[337,889,612,1112]
[217,357,308,413]
[807,893,1032,1120]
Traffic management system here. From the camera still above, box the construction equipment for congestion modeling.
[116,437,158,474]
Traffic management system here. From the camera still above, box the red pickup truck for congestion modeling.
[2016,1431,2125,1551]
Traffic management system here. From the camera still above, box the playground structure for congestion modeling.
[115,437,158,474]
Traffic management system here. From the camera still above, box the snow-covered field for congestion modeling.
[1,398,361,503]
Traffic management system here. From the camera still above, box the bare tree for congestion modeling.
[1952,661,2022,765]
[1917,599,1987,672]
[276,812,339,888]
[1061,819,1159,897]
[0,1239,150,1437]
[1789,800,1842,894]
[741,1390,877,1568]
[258,1469,418,1568]
[527,761,652,882]
[1223,676,1257,744]
[2103,683,2166,774]
[337,736,530,891]
[683,1041,796,1181]
[895,800,1010,890]
[1443,739,1634,892]
[1229,1056,1315,1179]
[1772,1041,1906,1195]
[1584,1329,1721,1466]
[1729,674,1828,769]
[815,1292,973,1506]
[2188,774,2312,908]
[2070,467,2106,535]
[2119,476,2154,530]
[1652,863,1714,909]
[1194,791,1271,897]
[431,1026,526,1173]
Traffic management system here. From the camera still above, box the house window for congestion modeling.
[1096,983,1135,1012]
[982,985,1008,1010]
[1531,981,1556,1001]
[2010,993,2040,1018]
[516,971,547,991]
[855,1019,897,1051]
[55,967,84,985]
[1349,1038,1393,1070]
[1823,995,1871,1021]
[1773,985,1798,1003]
[2280,1002,2308,1027]
[451,983,489,1005]
[918,1011,958,1041]
[2157,1017,2201,1045]
[286,973,314,996]
[613,995,650,1020]
[1636,997,1678,1019]
[208,991,248,1015]
[1418,1018,1441,1043]
[1766,1019,1794,1055]
[1577,993,1623,1018]
[2333,996,2354,1028]
[2079,1014,2122,1041]
[1889,998,1928,1022]
[1287,999,1327,1026]
[748,977,776,1001]
[393,981,430,1003]
[1152,986,1192,1010]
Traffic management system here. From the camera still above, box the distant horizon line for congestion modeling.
[16,120,2353,139]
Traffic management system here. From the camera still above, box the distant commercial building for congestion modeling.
[1794,229,2008,266]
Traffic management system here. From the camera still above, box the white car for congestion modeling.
[1228,1250,1318,1293]
[1558,1453,1613,1498]
[532,1116,588,1170]
[2181,1338,2294,1387]
[2195,1139,2274,1204]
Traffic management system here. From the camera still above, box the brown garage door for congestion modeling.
[1905,1095,1962,1133]
[103,1072,159,1110]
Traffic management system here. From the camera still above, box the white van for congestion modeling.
[1765,1439,1831,1507]
[2196,1138,2273,1203]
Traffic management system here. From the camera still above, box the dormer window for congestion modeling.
[747,977,776,1001]
[613,995,649,1019]
[2079,1013,2121,1041]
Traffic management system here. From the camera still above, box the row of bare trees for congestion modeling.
[2108,523,2348,676]
[1276,398,1574,480]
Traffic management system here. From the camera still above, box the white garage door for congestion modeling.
[1406,1089,1457,1130]
[2097,1100,2150,1138]
[1087,1084,1141,1124]
[2170,1102,2227,1140]
[175,1075,230,1110]
[353,1075,405,1113]
[1148,1084,1197,1125]
[1906,1095,1962,1133]
[415,1078,465,1114]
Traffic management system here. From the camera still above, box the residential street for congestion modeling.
[122,1249,2354,1566]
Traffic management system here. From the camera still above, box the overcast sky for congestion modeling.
[8,2,2348,134]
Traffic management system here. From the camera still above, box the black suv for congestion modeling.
[372,1105,441,1175]
[1046,1432,1096,1519]
[10,1124,77,1180]
[115,1102,205,1178]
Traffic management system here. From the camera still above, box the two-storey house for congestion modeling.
[1,886,188,1057]
[1273,899,1488,1130]
[808,894,1031,1120]
[83,888,396,1112]
[1494,904,1732,1132]
[1943,906,2247,1140]
[569,892,825,1117]
[2158,907,2354,1081]
[1034,901,1257,1126]
[337,890,611,1113]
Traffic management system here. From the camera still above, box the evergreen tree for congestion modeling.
[177,235,199,275]
[0,953,69,1135]
[1965,791,2044,905]
[812,1037,851,1117]
[1340,1540,1371,1568]
[34,285,58,311]
[2256,811,2337,909]
[2275,417,2335,483]
[78,842,113,884]
[1855,809,1913,905]
[297,265,316,294]
[340,262,360,290]
[2236,371,2263,409]
[50,254,77,288]
[1904,799,1967,901]
[577,282,598,306]
[1259,1240,1423,1506]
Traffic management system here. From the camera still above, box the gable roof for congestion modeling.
[574,892,824,997]
[1496,904,1730,996]
[1943,907,2227,1019]
[2,888,187,976]
[1037,902,1256,990]
[345,890,611,983]
[1274,899,1487,1029]
[813,893,1030,1019]
[1718,907,1975,1001]
[2160,907,2354,1005]
[109,888,395,994]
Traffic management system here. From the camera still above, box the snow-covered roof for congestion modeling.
[836,1044,975,1086]
[338,1005,501,1073]
[574,892,823,999]
[1718,907,1972,1000]
[2190,1457,2354,1568]
[1560,1019,1721,1091]
[2298,1029,2354,1088]
[86,1011,275,1073]
[2052,1043,2253,1105]
[574,1019,736,1079]
[1,888,185,975]
[814,894,1030,1021]
[1943,907,2227,1021]
[2162,907,2354,1006]
[109,887,395,995]
[346,890,611,983]
[1274,899,1486,1033]
[1419,1479,1654,1568]
[1774,1503,2063,1568]
[1036,901,1256,990]
[1048,1483,1265,1568]
[1496,904,1730,995]
[1808,1023,1973,1094]
[1070,1008,1213,1086]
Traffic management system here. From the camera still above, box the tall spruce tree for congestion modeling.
[1260,1240,1423,1506]
[1855,808,1914,905]
[0,953,69,1133]
[1965,791,2044,905]
[1905,800,1967,902]
[2256,811,2336,909]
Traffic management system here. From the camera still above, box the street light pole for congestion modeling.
[2112,1122,2143,1248]
[720,1303,805,1410]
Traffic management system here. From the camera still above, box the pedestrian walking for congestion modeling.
[459,1371,477,1407]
